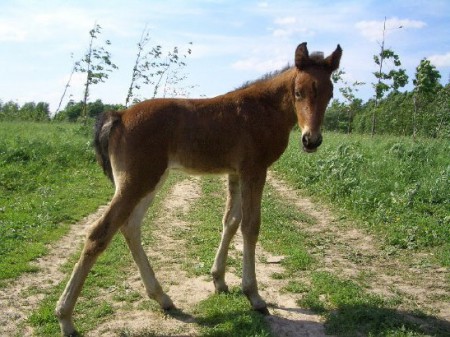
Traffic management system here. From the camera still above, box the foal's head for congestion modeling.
[293,42,342,152]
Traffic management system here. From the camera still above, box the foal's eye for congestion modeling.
[295,90,303,100]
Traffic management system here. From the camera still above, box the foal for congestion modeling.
[56,42,342,336]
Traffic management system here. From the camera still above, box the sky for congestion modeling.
[1,0,449,114]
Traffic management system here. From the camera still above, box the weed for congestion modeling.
[273,132,450,266]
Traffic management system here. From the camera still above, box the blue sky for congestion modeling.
[1,0,449,113]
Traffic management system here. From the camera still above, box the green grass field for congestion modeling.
[0,122,112,283]
[273,132,450,266]
[1,122,448,336]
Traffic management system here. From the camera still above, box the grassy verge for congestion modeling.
[8,123,448,336]
[0,122,113,284]
[29,172,181,336]
[181,175,449,337]
[179,176,316,336]
[273,132,450,266]
[181,176,315,277]
[298,271,449,337]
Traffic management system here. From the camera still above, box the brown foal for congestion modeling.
[56,42,342,336]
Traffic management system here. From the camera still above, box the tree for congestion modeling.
[56,54,77,114]
[332,69,365,133]
[371,17,409,135]
[413,59,442,96]
[125,27,151,107]
[0,101,19,121]
[75,23,118,123]
[412,59,442,139]
[125,28,194,106]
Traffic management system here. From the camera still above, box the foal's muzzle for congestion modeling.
[301,132,322,153]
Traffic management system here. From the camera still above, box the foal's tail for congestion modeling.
[94,110,122,185]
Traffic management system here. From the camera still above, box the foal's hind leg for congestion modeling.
[120,175,174,310]
[211,174,242,293]
[55,192,140,336]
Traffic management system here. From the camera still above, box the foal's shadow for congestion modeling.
[162,305,326,337]
[121,302,450,337]
[164,307,196,324]
[266,304,329,337]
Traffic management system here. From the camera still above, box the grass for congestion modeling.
[3,123,448,336]
[273,132,450,266]
[0,122,113,283]
[29,168,181,336]
[177,176,315,337]
[180,177,315,277]
[297,271,450,337]
[195,288,271,337]
[179,170,449,337]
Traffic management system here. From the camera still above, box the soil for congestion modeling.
[0,173,448,336]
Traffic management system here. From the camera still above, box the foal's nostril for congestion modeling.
[302,133,322,150]
[316,134,323,147]
[302,135,308,146]
[302,134,310,147]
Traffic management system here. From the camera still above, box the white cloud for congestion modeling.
[428,52,450,67]
[0,21,27,41]
[0,6,95,43]
[274,17,297,25]
[356,17,426,42]
[231,57,288,72]
[270,16,315,38]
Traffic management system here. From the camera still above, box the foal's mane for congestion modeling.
[233,64,292,91]
[233,51,326,92]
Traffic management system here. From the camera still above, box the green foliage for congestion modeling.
[273,132,450,266]
[347,84,450,138]
[0,100,50,121]
[0,122,112,282]
[414,59,442,97]
[53,99,124,122]
[373,49,409,101]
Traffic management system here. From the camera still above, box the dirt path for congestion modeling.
[0,205,108,336]
[1,173,448,336]
[267,172,450,322]
[87,176,329,337]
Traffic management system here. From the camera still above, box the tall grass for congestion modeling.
[273,132,450,266]
[0,122,112,283]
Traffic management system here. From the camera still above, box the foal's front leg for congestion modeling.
[240,170,269,314]
[211,174,242,293]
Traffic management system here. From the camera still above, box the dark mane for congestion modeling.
[234,64,292,91]
[309,51,325,63]
[233,50,326,92]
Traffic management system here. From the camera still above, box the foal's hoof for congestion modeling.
[213,279,229,294]
[64,331,80,337]
[160,294,176,311]
[255,306,270,316]
[162,302,176,311]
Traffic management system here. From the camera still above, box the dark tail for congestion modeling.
[94,111,122,185]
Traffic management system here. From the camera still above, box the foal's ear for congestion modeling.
[295,42,310,70]
[325,44,343,72]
